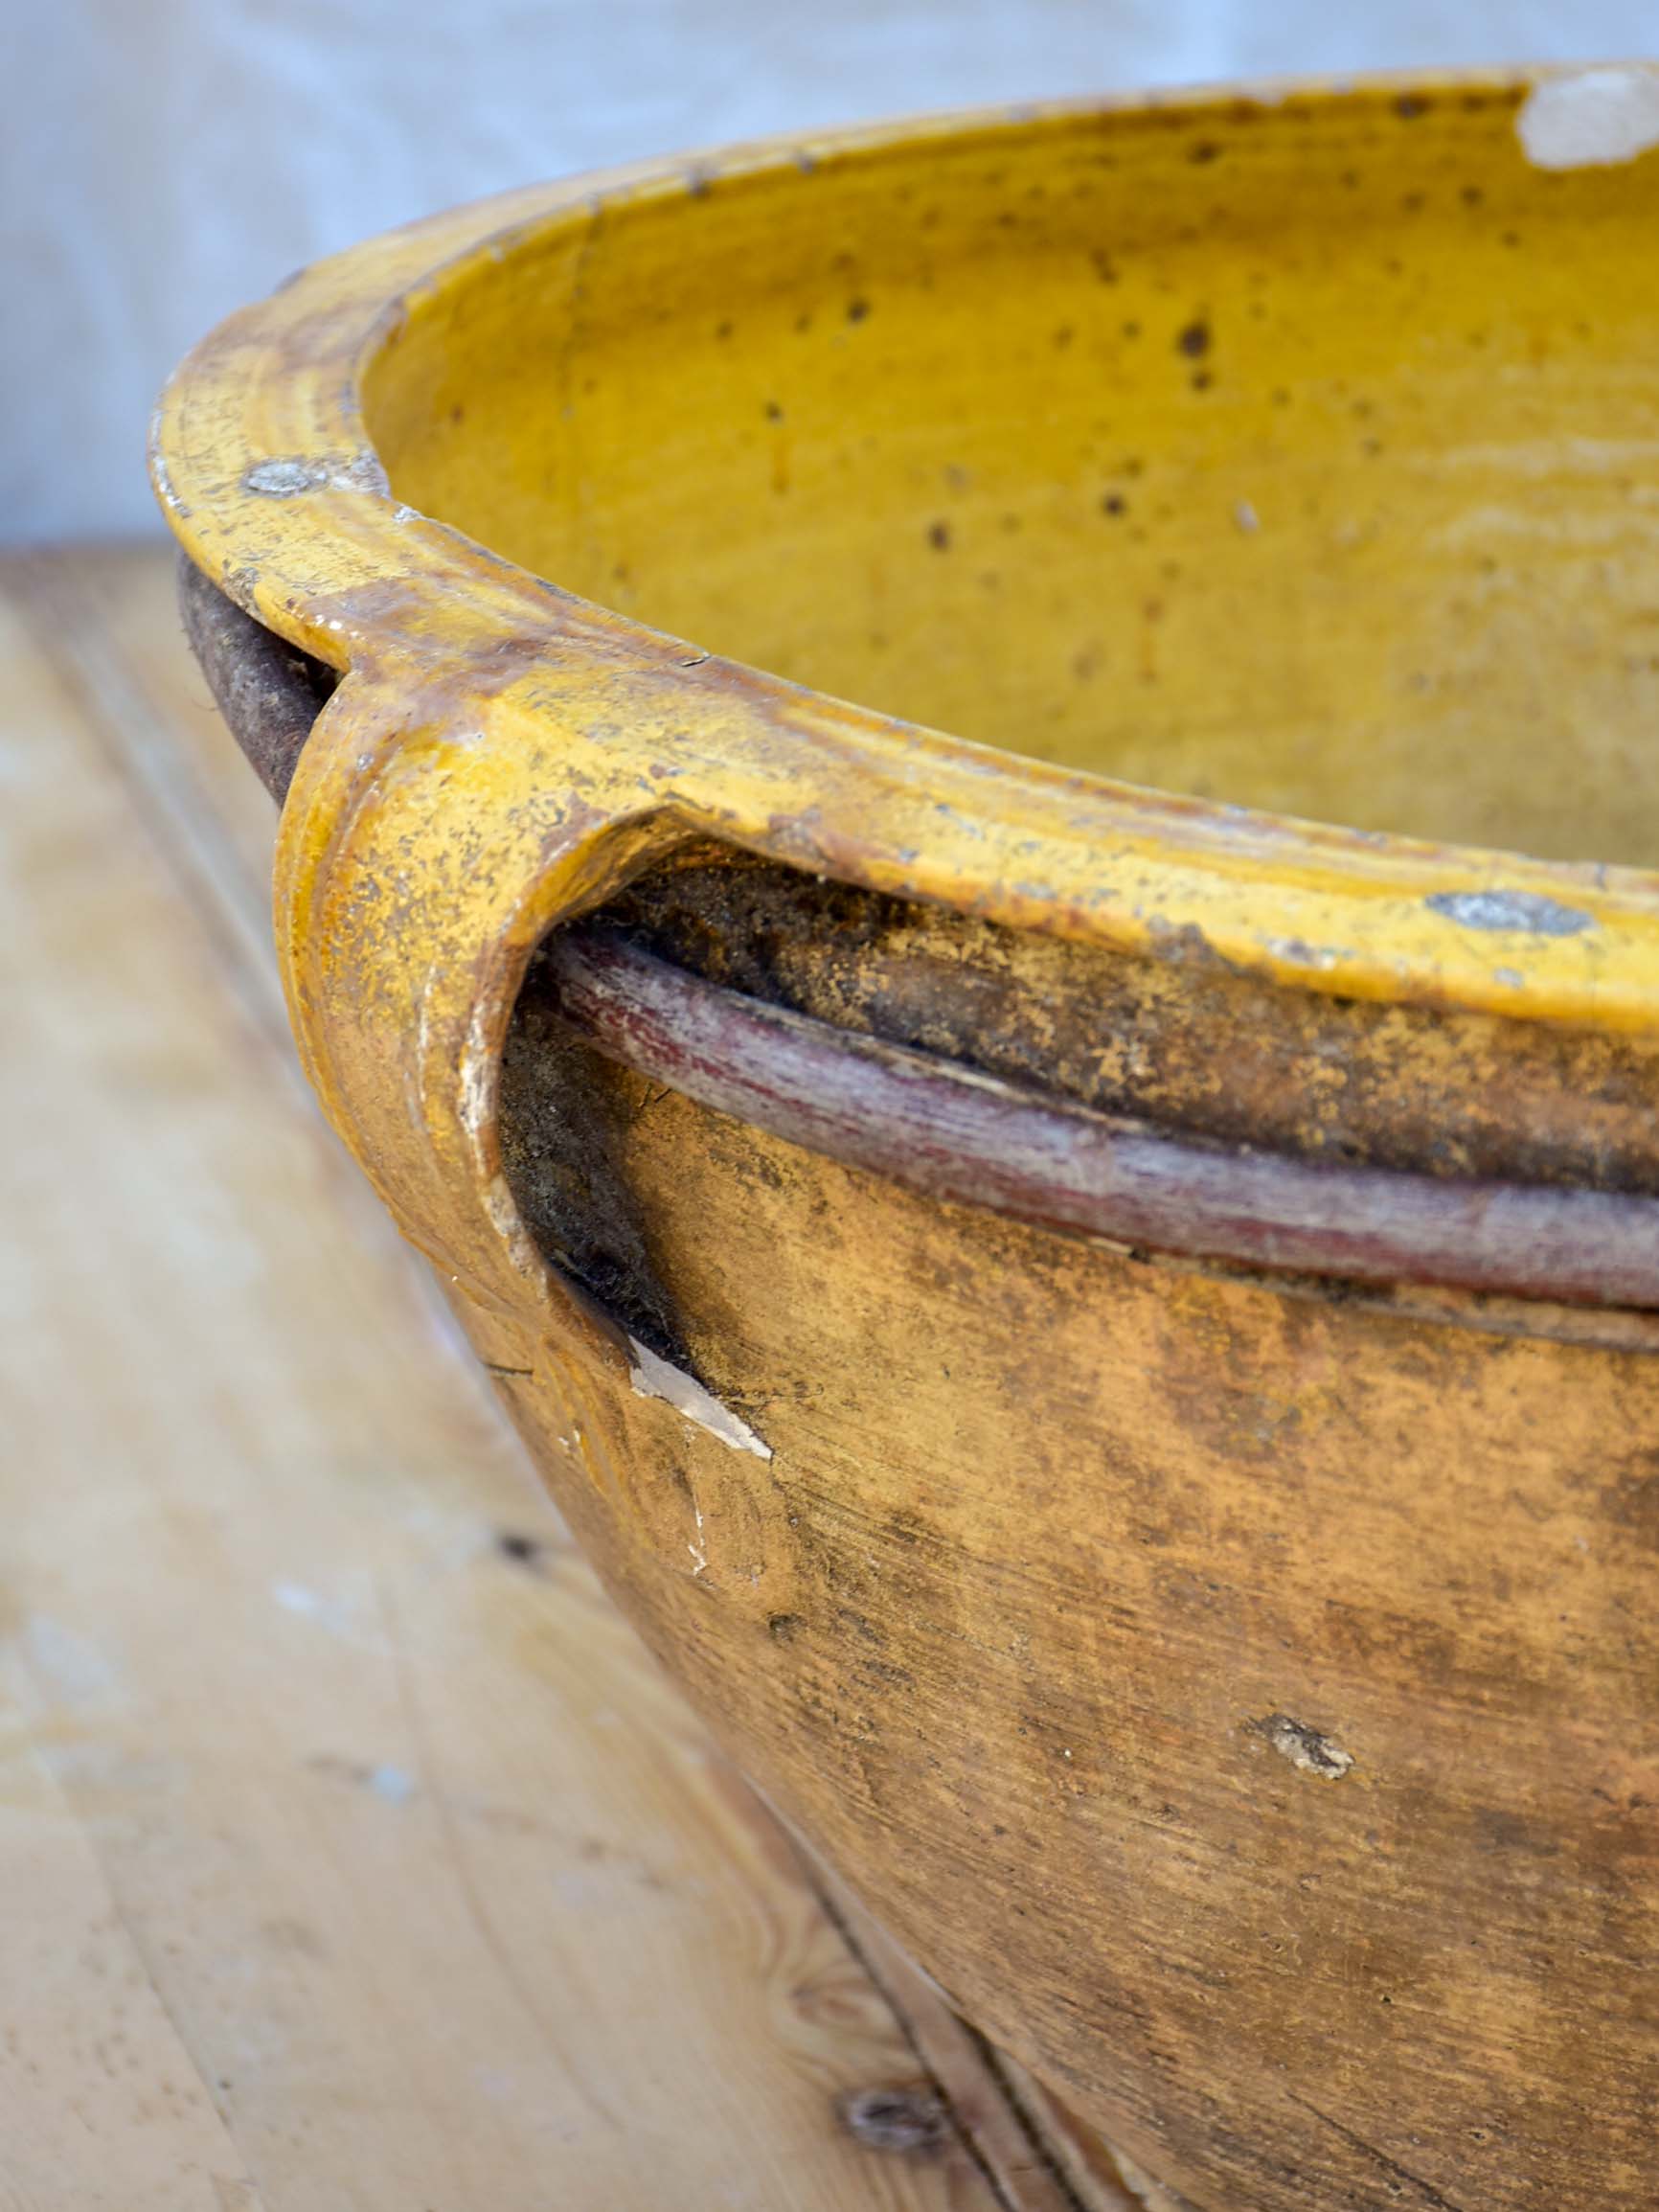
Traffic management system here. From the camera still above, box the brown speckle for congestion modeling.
[927,520,951,552]
[1395,92,1431,119]
[1176,317,1212,358]
[1102,492,1127,517]
[847,296,870,323]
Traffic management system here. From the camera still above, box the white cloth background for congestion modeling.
[7,0,1655,540]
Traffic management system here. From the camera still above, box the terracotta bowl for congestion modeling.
[154,70,1659,2211]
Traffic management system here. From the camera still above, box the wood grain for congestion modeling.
[0,547,1140,2212]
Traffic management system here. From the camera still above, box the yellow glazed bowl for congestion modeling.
[156,70,1659,2212]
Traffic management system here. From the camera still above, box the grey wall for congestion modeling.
[8,0,1656,540]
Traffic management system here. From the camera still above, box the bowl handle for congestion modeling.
[181,558,688,1381]
[181,559,1659,1321]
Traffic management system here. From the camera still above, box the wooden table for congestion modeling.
[0,548,1145,2212]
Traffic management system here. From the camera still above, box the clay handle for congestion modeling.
[178,559,1659,1315]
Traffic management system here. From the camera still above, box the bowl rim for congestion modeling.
[150,65,1659,1036]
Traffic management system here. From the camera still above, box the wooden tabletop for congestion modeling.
[0,546,1144,2212]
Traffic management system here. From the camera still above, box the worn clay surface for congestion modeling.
[585,845,1659,1191]
[485,1057,1659,2212]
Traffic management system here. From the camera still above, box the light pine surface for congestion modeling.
[0,545,1142,2212]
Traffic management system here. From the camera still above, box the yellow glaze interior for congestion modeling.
[152,65,1659,1243]
[366,80,1659,869]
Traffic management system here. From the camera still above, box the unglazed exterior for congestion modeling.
[154,74,1659,2211]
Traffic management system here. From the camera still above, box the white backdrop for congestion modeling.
[7,0,1656,540]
